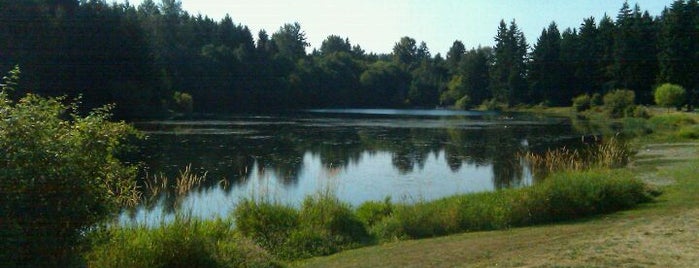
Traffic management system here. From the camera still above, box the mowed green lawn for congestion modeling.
[296,143,699,267]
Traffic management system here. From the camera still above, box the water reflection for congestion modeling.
[123,110,579,222]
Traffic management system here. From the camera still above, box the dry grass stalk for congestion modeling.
[523,137,630,178]
[175,164,206,196]
[141,164,207,204]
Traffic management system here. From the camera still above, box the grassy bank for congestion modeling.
[86,168,656,267]
[298,143,699,267]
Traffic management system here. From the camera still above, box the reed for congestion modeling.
[523,136,630,178]
[175,164,207,196]
[141,164,207,209]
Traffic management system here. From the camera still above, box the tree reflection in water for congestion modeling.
[124,110,578,219]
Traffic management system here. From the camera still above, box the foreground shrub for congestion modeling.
[85,217,280,268]
[0,67,140,266]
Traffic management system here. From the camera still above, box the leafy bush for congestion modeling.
[0,67,140,266]
[654,83,686,110]
[572,94,591,112]
[603,89,636,118]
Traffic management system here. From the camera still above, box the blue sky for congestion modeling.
[121,0,673,55]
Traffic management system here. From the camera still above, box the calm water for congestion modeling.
[121,109,582,223]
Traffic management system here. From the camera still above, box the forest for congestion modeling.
[1,0,698,118]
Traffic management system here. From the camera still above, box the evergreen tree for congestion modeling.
[658,0,699,107]
[575,17,604,94]
[491,20,528,106]
[392,36,418,70]
[320,35,352,55]
[612,2,659,103]
[271,22,309,61]
[446,40,466,75]
[529,22,564,105]
[598,14,617,91]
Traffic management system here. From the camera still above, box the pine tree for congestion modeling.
[491,19,528,106]
[529,22,564,105]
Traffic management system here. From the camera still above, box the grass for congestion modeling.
[296,143,699,268]
[84,216,282,268]
[366,168,653,242]
[87,158,656,266]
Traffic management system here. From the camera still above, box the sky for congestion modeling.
[121,0,673,55]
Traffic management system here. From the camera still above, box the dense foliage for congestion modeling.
[1,0,698,117]
[0,67,140,266]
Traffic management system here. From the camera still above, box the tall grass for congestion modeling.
[367,169,654,241]
[523,136,631,178]
[88,167,656,265]
[84,216,281,268]
[141,164,206,210]
[233,191,370,260]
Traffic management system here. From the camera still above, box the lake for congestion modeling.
[120,109,582,223]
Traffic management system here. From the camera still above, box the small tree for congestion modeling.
[173,91,194,114]
[603,89,635,118]
[0,67,140,266]
[654,83,686,111]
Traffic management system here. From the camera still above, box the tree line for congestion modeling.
[1,0,697,118]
